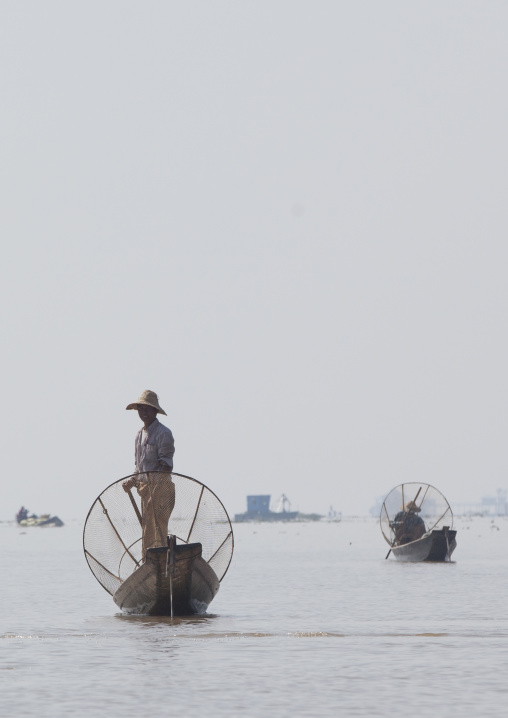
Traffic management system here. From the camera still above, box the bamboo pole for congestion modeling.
[127,489,143,527]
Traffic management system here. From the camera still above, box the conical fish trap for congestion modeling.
[83,471,234,596]
[380,482,453,546]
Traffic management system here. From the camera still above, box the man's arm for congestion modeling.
[157,429,175,472]
[123,476,138,492]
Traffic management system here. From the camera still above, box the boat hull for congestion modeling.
[113,542,220,615]
[391,528,457,562]
[19,516,64,527]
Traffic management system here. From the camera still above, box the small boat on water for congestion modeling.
[16,507,64,527]
[19,515,64,528]
[113,538,220,615]
[83,471,234,616]
[380,482,457,562]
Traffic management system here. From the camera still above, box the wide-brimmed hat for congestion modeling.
[126,390,167,416]
[404,500,421,513]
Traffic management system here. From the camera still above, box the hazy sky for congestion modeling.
[2,1,507,520]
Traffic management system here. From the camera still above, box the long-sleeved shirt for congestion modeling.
[134,418,175,473]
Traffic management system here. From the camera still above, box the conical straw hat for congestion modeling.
[404,500,421,513]
[126,390,167,416]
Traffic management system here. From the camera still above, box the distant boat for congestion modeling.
[325,506,342,522]
[83,471,234,616]
[380,482,457,562]
[16,507,64,527]
[234,494,299,522]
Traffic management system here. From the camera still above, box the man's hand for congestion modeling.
[122,477,138,492]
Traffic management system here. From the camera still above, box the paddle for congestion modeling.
[166,534,176,618]
[127,488,143,528]
[444,526,451,561]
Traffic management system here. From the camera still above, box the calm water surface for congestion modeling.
[1,516,507,717]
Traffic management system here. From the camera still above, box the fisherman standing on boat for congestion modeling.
[122,390,175,556]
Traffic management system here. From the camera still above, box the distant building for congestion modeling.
[453,489,508,516]
[246,495,271,517]
[234,494,298,522]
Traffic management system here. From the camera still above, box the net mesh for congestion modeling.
[380,482,453,547]
[83,471,234,595]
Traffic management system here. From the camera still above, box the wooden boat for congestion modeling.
[113,539,220,615]
[83,471,233,616]
[380,482,457,562]
[389,527,457,562]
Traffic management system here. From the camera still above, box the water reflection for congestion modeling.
[113,612,219,629]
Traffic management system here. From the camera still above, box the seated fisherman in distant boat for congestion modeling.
[122,390,175,557]
[16,506,28,523]
[390,500,426,545]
